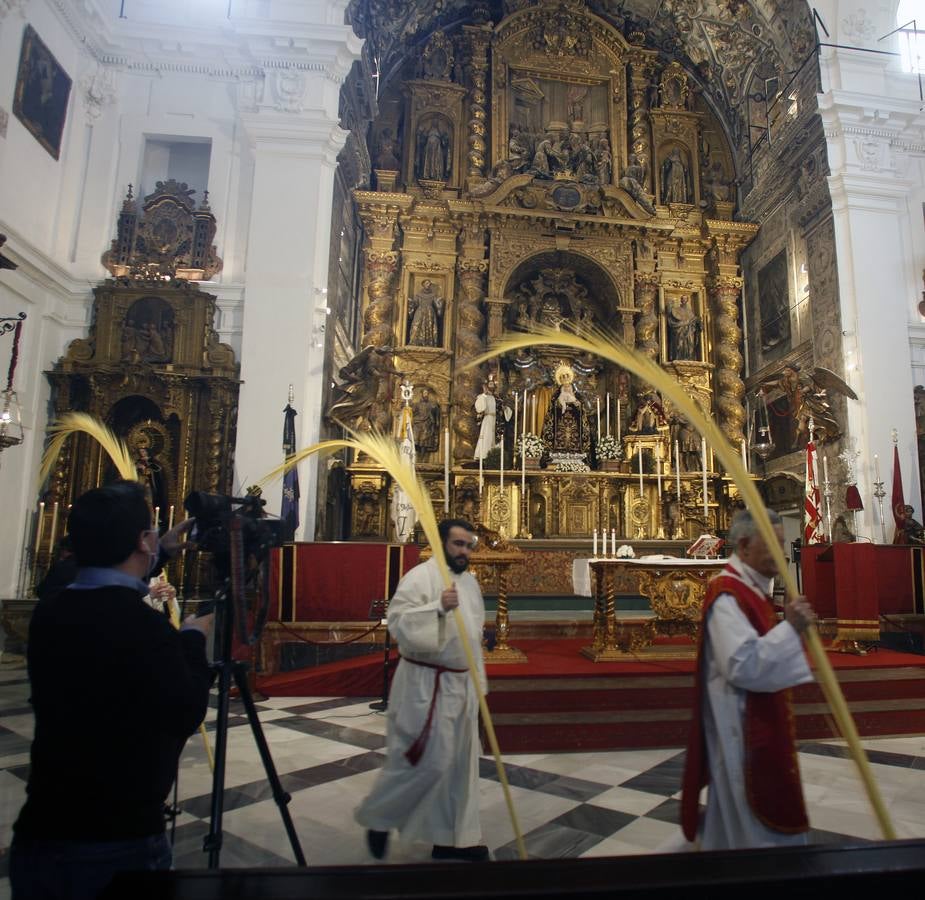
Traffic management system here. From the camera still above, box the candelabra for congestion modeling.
[821,468,834,544]
[873,479,887,544]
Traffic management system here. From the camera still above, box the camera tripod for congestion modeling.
[199,518,306,868]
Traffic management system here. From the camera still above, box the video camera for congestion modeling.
[184,491,282,581]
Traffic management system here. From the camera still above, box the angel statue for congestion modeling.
[760,364,857,448]
[326,345,402,432]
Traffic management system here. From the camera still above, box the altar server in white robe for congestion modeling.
[356,519,489,862]
[680,508,816,850]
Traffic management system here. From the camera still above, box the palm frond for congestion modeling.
[39,412,137,488]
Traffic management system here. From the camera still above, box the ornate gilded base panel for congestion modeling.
[484,645,529,663]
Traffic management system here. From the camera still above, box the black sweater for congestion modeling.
[14,585,214,841]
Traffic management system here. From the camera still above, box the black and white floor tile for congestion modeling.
[1,664,924,897]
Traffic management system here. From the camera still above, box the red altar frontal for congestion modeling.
[267,542,420,623]
[801,543,925,645]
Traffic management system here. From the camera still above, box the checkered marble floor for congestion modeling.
[2,663,925,897]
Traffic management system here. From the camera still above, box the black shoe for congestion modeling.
[431,844,490,862]
[367,830,389,859]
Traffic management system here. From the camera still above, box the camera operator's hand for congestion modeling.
[161,518,196,558]
[181,613,213,639]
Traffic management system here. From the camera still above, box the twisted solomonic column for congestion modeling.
[361,249,399,349]
[464,25,491,186]
[633,273,660,364]
[454,258,488,460]
[709,274,746,445]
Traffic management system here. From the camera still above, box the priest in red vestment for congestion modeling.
[680,508,816,849]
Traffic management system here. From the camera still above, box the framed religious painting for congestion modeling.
[13,26,72,160]
[756,249,791,364]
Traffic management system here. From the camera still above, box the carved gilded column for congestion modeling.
[356,196,410,349]
[463,24,491,187]
[627,50,655,186]
[455,258,488,460]
[709,274,746,445]
[633,273,659,364]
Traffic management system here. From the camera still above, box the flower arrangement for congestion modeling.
[616,544,635,559]
[556,459,590,473]
[596,434,623,460]
[516,433,546,459]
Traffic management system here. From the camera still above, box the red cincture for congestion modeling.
[681,572,809,840]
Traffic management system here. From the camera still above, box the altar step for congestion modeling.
[484,638,925,753]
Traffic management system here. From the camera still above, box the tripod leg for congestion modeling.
[203,661,232,869]
[232,661,307,866]
[370,629,390,712]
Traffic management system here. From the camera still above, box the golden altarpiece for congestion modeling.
[335,1,758,579]
[34,180,239,586]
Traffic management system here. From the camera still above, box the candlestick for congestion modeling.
[513,394,519,456]
[593,528,598,558]
[532,395,537,434]
[444,426,450,513]
[638,446,644,498]
[701,438,708,520]
[168,505,175,531]
[49,502,59,552]
[34,501,45,556]
[597,397,601,439]
[520,417,527,530]
[822,453,833,543]
[616,399,621,441]
[606,394,611,437]
[522,389,527,440]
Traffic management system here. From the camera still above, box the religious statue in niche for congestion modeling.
[474,378,512,460]
[510,268,594,332]
[541,363,592,460]
[326,345,402,432]
[122,297,174,364]
[412,388,441,454]
[406,279,444,347]
[416,118,452,181]
[666,295,702,361]
[374,128,401,171]
[618,155,655,214]
[671,415,701,473]
[660,148,691,204]
[127,422,170,525]
[629,390,667,435]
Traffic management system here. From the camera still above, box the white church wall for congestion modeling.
[817,0,925,530]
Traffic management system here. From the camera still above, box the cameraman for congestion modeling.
[10,481,214,899]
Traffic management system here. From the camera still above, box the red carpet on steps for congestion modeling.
[257,638,925,751]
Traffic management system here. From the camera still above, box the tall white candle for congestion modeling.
[49,502,59,549]
[616,399,621,441]
[874,453,881,482]
[822,453,829,485]
[523,390,528,440]
[532,395,537,434]
[606,394,611,437]
[478,452,483,494]
[611,528,616,554]
[500,441,504,492]
[701,437,709,519]
[675,439,681,500]
[444,426,450,513]
[154,506,160,529]
[602,527,608,558]
[740,437,748,474]
[593,529,598,558]
[597,397,601,439]
[513,394,519,456]
[656,446,662,498]
[168,505,175,531]
[35,501,45,554]
[638,447,644,498]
